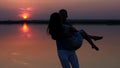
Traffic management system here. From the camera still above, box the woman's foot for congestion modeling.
[92,45,99,51]
[92,36,103,41]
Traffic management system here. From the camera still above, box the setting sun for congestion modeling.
[23,15,27,19]
[20,13,29,20]
[19,8,32,20]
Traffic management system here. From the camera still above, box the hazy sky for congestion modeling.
[0,0,120,20]
[0,0,120,68]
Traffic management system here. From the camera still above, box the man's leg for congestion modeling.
[58,50,71,68]
[69,52,79,68]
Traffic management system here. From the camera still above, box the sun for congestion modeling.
[21,13,29,20]
[23,15,27,19]
[19,7,32,20]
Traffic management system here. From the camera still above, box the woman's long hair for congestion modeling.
[47,12,63,40]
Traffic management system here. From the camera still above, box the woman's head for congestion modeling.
[47,12,63,39]
[50,12,61,25]
[48,12,62,34]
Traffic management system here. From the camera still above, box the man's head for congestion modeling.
[59,9,68,21]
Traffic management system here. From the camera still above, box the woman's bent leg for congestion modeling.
[79,29,99,51]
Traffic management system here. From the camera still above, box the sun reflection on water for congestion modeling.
[20,23,32,38]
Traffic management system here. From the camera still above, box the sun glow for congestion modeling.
[19,7,32,20]
[22,13,29,19]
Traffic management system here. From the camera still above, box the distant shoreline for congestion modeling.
[0,20,120,25]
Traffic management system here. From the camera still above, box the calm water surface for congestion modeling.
[0,23,120,68]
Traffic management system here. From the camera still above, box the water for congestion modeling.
[0,23,120,68]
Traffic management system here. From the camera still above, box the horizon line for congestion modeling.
[0,19,120,25]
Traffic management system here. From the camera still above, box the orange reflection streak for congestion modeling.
[22,23,29,33]
[20,23,32,38]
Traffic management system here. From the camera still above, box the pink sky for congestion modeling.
[0,0,120,20]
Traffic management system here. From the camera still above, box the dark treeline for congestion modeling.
[0,20,120,25]
[0,20,48,24]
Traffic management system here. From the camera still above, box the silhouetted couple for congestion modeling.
[47,9,103,68]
